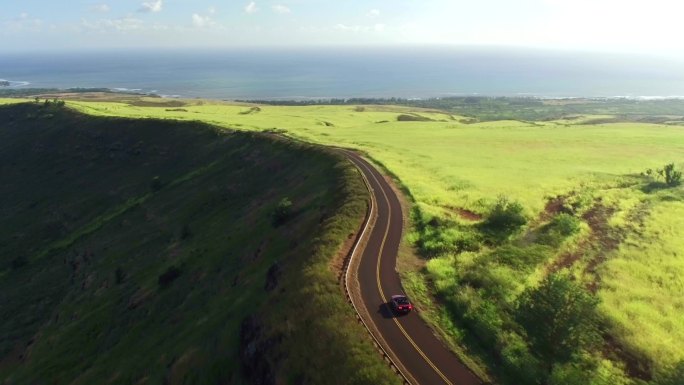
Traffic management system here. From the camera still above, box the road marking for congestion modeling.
[351,155,453,385]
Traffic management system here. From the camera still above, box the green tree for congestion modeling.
[515,274,600,367]
[663,163,682,187]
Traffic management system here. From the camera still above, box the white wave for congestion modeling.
[0,79,31,87]
[111,87,144,93]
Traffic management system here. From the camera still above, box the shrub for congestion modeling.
[551,213,581,236]
[272,197,293,226]
[418,225,481,258]
[538,213,581,246]
[481,196,527,242]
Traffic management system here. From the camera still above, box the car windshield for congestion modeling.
[395,297,409,305]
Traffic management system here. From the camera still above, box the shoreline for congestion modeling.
[1,82,684,102]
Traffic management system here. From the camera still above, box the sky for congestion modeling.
[2,0,684,56]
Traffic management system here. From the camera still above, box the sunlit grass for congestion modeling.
[600,200,684,369]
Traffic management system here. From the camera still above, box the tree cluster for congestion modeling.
[644,163,682,187]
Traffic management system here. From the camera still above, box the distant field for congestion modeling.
[3,96,683,384]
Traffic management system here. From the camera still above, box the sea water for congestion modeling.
[1,47,683,100]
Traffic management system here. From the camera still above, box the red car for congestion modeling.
[390,295,413,314]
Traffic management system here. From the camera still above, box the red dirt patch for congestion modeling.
[546,201,620,282]
[451,207,483,221]
[545,196,566,217]
[582,204,621,293]
[547,245,586,275]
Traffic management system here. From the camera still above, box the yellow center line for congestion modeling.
[350,154,453,385]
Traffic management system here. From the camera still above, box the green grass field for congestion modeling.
[0,103,398,385]
[3,96,683,384]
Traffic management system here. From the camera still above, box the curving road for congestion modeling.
[342,150,482,385]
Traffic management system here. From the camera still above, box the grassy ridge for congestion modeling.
[0,103,398,384]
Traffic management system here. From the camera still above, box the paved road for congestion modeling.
[343,150,482,385]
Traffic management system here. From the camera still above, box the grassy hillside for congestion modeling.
[0,103,399,385]
[3,96,683,384]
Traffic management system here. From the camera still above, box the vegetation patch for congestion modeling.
[397,113,435,122]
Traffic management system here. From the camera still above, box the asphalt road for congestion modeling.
[343,150,482,385]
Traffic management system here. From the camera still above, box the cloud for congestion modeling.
[272,5,291,14]
[2,13,43,33]
[139,0,163,13]
[367,9,380,18]
[244,2,259,14]
[82,17,145,32]
[192,13,215,28]
[90,4,111,13]
[208,6,216,14]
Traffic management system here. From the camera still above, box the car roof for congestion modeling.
[391,294,408,300]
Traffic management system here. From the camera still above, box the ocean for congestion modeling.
[1,47,684,100]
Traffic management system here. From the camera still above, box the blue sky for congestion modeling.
[3,0,684,56]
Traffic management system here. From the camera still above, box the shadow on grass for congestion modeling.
[641,181,669,193]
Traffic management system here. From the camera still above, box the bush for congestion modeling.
[551,213,581,236]
[272,197,293,226]
[538,213,581,246]
[481,196,527,242]
[418,225,481,258]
